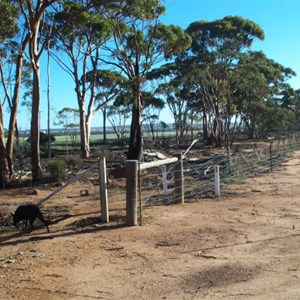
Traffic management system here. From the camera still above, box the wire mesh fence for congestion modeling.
[183,154,228,200]
[217,134,300,196]
[137,134,300,207]
[3,134,300,230]
[139,159,183,207]
[106,167,127,219]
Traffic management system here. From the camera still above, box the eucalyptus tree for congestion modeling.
[55,107,80,146]
[293,89,300,130]
[52,1,116,158]
[102,0,191,160]
[12,0,62,181]
[231,51,297,138]
[0,0,19,183]
[0,0,112,182]
[142,92,165,142]
[156,77,195,144]
[180,16,265,146]
[88,69,125,143]
[107,93,131,142]
[147,62,198,144]
[7,0,111,181]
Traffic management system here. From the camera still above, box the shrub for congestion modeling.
[47,159,66,182]
[66,156,81,169]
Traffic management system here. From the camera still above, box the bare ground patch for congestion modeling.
[1,152,300,299]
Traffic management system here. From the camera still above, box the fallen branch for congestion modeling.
[156,241,180,248]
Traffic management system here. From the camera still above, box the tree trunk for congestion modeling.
[127,89,143,161]
[78,102,89,158]
[31,65,42,182]
[0,103,9,185]
[85,113,92,153]
[190,116,194,141]
[212,100,222,147]
[102,107,107,143]
[6,52,25,178]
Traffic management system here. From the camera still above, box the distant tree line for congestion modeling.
[0,0,298,185]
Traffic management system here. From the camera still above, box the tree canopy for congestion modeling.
[0,2,298,185]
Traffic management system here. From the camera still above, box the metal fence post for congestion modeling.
[174,153,184,204]
[126,160,138,226]
[98,157,109,223]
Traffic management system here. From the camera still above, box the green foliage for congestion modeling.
[143,92,165,110]
[54,2,115,43]
[54,107,80,130]
[26,132,56,146]
[121,0,165,20]
[231,51,298,138]
[187,16,264,54]
[94,146,111,158]
[66,156,81,169]
[256,106,295,138]
[40,132,56,146]
[0,0,19,41]
[47,159,67,182]
[87,69,125,87]
[152,24,192,59]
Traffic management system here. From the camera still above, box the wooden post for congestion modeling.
[270,141,273,171]
[214,164,220,198]
[99,158,109,223]
[174,153,184,204]
[138,164,142,226]
[126,160,138,226]
[162,165,168,196]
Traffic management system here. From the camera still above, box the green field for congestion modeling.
[52,131,176,144]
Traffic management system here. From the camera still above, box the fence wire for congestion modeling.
[137,134,300,205]
[139,160,182,207]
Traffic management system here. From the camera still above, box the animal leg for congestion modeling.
[38,216,50,233]
[29,218,35,231]
[24,219,29,231]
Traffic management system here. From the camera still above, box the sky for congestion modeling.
[12,0,300,131]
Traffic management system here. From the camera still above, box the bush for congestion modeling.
[27,132,56,146]
[66,156,81,169]
[47,159,67,182]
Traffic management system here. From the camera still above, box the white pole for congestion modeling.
[214,165,220,198]
[162,165,168,196]
[37,161,99,205]
[182,139,198,158]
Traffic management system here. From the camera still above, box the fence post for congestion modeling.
[162,165,168,196]
[269,141,273,171]
[138,164,143,226]
[1,166,4,189]
[214,165,220,198]
[126,160,138,226]
[98,158,109,223]
[174,153,184,204]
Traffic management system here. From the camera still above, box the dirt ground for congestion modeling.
[0,151,300,300]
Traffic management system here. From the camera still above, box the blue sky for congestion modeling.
[163,0,300,86]
[15,0,300,130]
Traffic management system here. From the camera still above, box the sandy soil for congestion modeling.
[0,151,300,299]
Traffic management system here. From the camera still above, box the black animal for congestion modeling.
[11,204,49,233]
